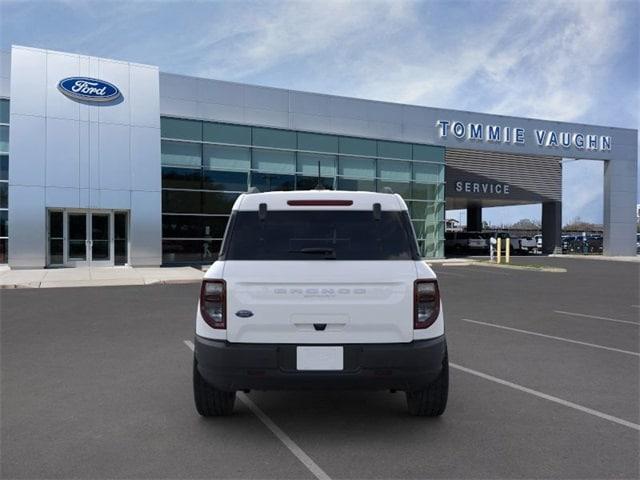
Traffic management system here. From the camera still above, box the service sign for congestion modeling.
[58,77,121,102]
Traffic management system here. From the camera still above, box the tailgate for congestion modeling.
[224,260,417,344]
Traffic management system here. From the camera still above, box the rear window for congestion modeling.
[221,210,420,260]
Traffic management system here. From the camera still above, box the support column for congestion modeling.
[466,205,482,232]
[603,155,637,256]
[542,201,562,254]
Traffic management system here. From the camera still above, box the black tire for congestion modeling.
[406,348,449,417]
[193,358,236,416]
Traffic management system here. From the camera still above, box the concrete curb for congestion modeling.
[472,262,567,273]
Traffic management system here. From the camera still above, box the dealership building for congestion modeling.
[0,45,637,268]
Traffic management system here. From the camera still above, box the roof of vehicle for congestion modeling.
[233,189,408,211]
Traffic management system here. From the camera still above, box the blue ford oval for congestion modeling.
[58,77,121,102]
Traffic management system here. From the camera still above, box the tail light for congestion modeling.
[414,279,440,329]
[200,279,226,329]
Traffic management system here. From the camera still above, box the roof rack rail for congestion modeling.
[382,186,394,194]
[247,186,261,194]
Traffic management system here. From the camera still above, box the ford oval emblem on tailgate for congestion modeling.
[235,310,254,318]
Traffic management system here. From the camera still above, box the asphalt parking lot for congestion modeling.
[1,257,639,479]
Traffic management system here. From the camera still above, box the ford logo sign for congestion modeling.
[235,310,254,318]
[57,77,121,102]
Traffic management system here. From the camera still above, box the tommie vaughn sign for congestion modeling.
[436,120,612,152]
[58,77,121,102]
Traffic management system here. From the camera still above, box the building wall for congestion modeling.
[8,46,161,267]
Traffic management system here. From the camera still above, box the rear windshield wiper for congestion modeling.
[289,247,336,258]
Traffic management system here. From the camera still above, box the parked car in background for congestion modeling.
[445,231,487,255]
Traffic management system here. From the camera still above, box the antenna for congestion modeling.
[314,160,325,190]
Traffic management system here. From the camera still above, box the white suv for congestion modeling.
[193,190,448,416]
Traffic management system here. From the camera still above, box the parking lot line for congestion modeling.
[184,340,331,480]
[554,310,639,326]
[450,363,640,431]
[461,318,640,357]
[431,270,466,278]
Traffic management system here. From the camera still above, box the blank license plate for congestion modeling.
[296,346,344,371]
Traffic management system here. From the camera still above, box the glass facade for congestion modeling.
[0,99,8,264]
[160,117,445,264]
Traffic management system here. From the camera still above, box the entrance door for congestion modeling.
[66,212,89,266]
[51,210,128,267]
[90,213,112,266]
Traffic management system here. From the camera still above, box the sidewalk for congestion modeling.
[0,266,204,289]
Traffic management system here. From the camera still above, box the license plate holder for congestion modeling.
[296,346,344,371]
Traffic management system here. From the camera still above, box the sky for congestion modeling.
[1,0,638,226]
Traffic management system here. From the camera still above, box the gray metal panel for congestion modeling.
[129,190,161,266]
[445,148,562,203]
[9,45,161,267]
[98,122,130,191]
[8,185,46,268]
[9,114,46,186]
[45,117,80,188]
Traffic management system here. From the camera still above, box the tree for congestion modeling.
[509,218,540,230]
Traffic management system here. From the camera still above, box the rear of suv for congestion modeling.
[193,190,448,416]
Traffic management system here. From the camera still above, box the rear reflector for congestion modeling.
[287,200,353,206]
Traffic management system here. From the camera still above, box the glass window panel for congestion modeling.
[377,159,411,181]
[0,210,7,237]
[162,190,202,214]
[162,167,202,189]
[297,132,339,153]
[412,220,426,238]
[377,180,411,197]
[49,239,63,265]
[0,238,6,263]
[202,216,228,238]
[411,201,444,223]
[115,240,127,265]
[161,140,201,167]
[413,163,443,183]
[161,117,202,141]
[413,144,445,163]
[252,149,295,174]
[412,182,440,201]
[202,170,247,192]
[0,182,7,208]
[250,172,295,192]
[378,141,411,160]
[337,177,376,192]
[163,215,203,238]
[114,213,127,240]
[203,122,251,145]
[296,176,334,190]
[297,153,336,177]
[203,145,250,171]
[48,211,63,238]
[202,192,240,214]
[162,239,204,263]
[114,212,128,266]
[338,156,375,179]
[252,127,296,149]
[0,155,7,181]
[0,99,9,124]
[0,126,8,153]
[339,137,376,156]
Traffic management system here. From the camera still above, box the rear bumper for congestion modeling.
[194,335,447,392]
